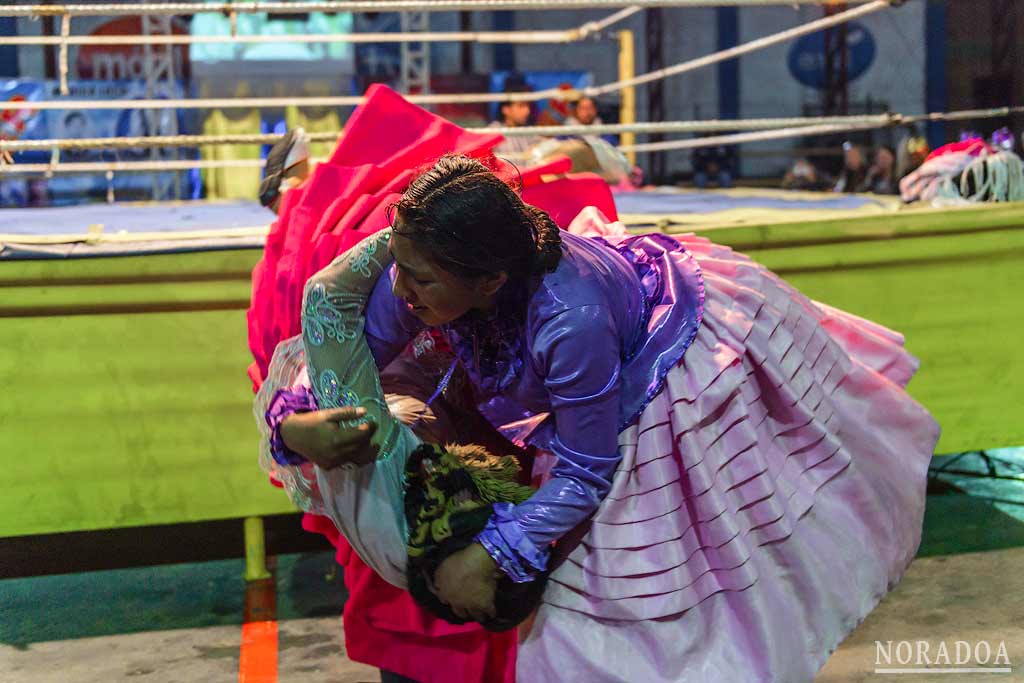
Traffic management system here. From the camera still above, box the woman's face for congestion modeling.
[389,232,506,327]
[875,148,895,173]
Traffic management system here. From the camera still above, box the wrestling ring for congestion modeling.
[1,0,1022,586]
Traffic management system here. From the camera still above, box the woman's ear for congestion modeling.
[477,271,508,297]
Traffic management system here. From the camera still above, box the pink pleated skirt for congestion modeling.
[517,234,940,682]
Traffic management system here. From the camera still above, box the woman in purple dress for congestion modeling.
[280,154,939,681]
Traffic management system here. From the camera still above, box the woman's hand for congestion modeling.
[431,542,499,623]
[280,407,378,469]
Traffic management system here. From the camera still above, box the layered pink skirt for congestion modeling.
[517,234,940,681]
[249,84,940,682]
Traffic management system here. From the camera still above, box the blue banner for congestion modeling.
[1,79,187,206]
[787,22,876,90]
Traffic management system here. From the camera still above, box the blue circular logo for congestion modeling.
[787,22,876,90]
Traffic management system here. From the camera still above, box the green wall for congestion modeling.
[2,203,1022,537]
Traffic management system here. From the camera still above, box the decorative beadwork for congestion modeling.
[303,282,359,347]
[411,330,436,359]
[350,227,390,278]
[318,368,360,410]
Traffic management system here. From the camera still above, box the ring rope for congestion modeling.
[0,116,895,153]
[0,3,885,113]
[0,157,283,175]
[0,1,886,19]
[0,1,890,116]
[582,6,643,34]
[1,6,640,47]
[588,0,890,95]
[3,30,597,47]
[58,13,71,96]
[620,122,886,152]
[4,108,1020,155]
[22,6,640,101]
[2,106,1019,176]
[618,106,1024,153]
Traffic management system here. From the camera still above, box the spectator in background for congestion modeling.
[565,96,619,146]
[489,85,544,159]
[61,111,95,163]
[691,143,736,189]
[782,157,831,192]
[896,128,929,180]
[61,111,90,140]
[860,145,898,195]
[833,142,868,193]
[566,96,602,126]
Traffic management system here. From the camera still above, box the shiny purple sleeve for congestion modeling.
[364,262,426,368]
[476,305,623,582]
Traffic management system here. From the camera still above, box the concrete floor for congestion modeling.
[0,619,379,683]
[3,485,1023,683]
[815,547,1024,682]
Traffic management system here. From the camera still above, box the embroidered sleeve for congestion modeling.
[301,228,412,465]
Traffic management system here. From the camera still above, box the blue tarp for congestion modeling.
[0,200,274,259]
[0,200,274,236]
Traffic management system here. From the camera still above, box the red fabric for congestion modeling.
[924,138,994,162]
[302,515,518,683]
[248,84,503,382]
[246,84,624,682]
[522,173,618,228]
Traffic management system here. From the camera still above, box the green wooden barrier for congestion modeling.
[1,203,1021,538]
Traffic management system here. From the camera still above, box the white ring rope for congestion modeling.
[2,107,1019,176]
[618,106,1024,153]
[14,6,641,101]
[3,30,599,47]
[0,155,347,176]
[3,108,1020,156]
[1,6,640,47]
[0,1,890,113]
[620,122,884,152]
[0,1,887,18]
[589,0,891,95]
[581,6,643,34]
[0,158,274,175]
[0,116,893,152]
[58,13,70,96]
[484,115,896,136]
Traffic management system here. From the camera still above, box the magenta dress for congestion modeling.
[361,208,940,682]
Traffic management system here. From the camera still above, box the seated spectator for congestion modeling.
[565,96,619,146]
[896,130,929,180]
[488,85,545,159]
[565,96,602,126]
[859,145,898,195]
[833,142,868,193]
[691,143,736,189]
[782,157,831,191]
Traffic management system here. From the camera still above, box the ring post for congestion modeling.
[617,29,636,166]
[244,516,272,582]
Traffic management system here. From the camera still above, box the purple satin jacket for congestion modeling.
[364,231,704,581]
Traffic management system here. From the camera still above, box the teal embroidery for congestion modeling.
[350,228,390,278]
[315,367,389,428]
[318,368,360,409]
[304,282,359,347]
